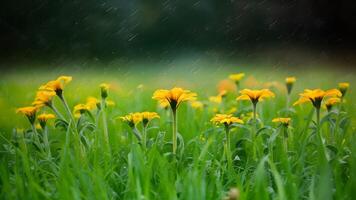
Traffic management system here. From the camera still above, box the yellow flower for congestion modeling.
[285,77,296,94]
[272,117,291,126]
[158,100,170,109]
[229,73,245,82]
[16,106,38,124]
[211,114,244,126]
[209,95,222,104]
[37,113,55,122]
[120,112,143,127]
[32,90,56,107]
[285,77,296,84]
[100,83,110,99]
[293,89,342,109]
[190,100,204,109]
[73,104,90,117]
[152,87,197,111]
[236,89,275,104]
[37,113,55,127]
[325,97,341,111]
[86,97,100,110]
[40,76,72,96]
[141,112,160,126]
[338,82,349,97]
[106,100,115,107]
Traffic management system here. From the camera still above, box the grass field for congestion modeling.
[0,61,355,200]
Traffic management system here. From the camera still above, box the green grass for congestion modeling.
[0,62,355,200]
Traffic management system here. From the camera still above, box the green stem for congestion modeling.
[31,124,42,151]
[101,99,109,145]
[315,107,328,162]
[286,94,290,110]
[142,125,147,150]
[225,125,232,170]
[59,95,76,129]
[48,103,66,122]
[172,109,177,155]
[43,126,52,157]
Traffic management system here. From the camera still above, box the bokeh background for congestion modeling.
[1,0,356,67]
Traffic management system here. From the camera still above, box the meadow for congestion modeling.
[0,61,355,200]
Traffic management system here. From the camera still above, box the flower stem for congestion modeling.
[59,95,76,129]
[31,124,42,152]
[101,99,109,145]
[48,103,66,122]
[224,125,232,170]
[43,126,52,157]
[142,125,147,150]
[172,109,177,155]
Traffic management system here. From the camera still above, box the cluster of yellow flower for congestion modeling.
[16,76,72,126]
[16,73,350,156]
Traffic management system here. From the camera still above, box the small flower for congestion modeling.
[338,82,349,97]
[324,97,341,112]
[120,113,143,128]
[141,112,160,127]
[100,83,110,99]
[73,104,90,117]
[229,73,245,84]
[190,100,204,109]
[152,87,197,112]
[40,76,72,97]
[86,97,100,110]
[211,114,244,127]
[209,95,222,104]
[236,89,275,105]
[106,100,115,107]
[285,77,296,94]
[217,80,236,94]
[16,106,38,124]
[272,117,291,126]
[37,113,55,128]
[293,89,342,109]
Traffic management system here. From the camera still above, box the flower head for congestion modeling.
[32,90,56,108]
[217,80,236,94]
[141,112,160,126]
[86,97,100,110]
[211,114,244,127]
[120,112,143,128]
[229,73,245,83]
[190,100,204,110]
[209,95,222,104]
[325,97,341,112]
[236,89,275,105]
[37,113,55,128]
[285,77,296,94]
[40,76,72,97]
[272,117,291,126]
[73,104,90,117]
[338,82,349,97]
[100,83,110,99]
[152,87,197,111]
[16,106,38,124]
[293,89,342,109]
